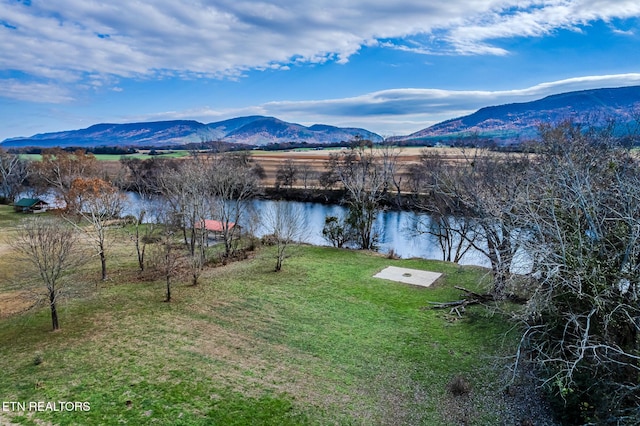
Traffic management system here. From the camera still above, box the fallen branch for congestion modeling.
[426,299,479,309]
[427,299,467,309]
[454,286,496,301]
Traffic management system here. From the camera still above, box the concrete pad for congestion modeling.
[373,266,442,288]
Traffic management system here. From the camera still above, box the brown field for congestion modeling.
[103,147,482,189]
[249,146,481,188]
[250,147,462,188]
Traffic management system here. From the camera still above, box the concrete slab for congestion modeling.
[373,266,442,288]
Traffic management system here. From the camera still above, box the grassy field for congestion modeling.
[19,151,190,162]
[0,208,523,425]
[17,146,472,189]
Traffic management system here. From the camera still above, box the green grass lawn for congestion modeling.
[0,204,23,224]
[0,223,520,425]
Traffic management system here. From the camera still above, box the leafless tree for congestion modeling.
[299,168,317,190]
[10,217,80,330]
[327,140,397,250]
[119,156,174,194]
[208,153,262,257]
[318,167,339,190]
[409,150,479,264]
[149,205,183,302]
[262,201,304,271]
[425,148,532,297]
[125,197,159,273]
[0,149,29,203]
[421,214,478,264]
[512,121,640,422]
[156,156,211,285]
[119,158,183,275]
[66,177,125,281]
[379,142,403,207]
[275,159,299,189]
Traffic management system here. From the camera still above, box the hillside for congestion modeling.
[3,86,640,149]
[1,116,382,148]
[392,85,640,145]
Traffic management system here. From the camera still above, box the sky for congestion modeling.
[1,1,640,141]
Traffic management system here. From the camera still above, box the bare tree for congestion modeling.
[426,149,532,297]
[10,218,80,330]
[119,156,174,194]
[262,201,304,271]
[125,197,159,273]
[318,167,339,190]
[0,149,29,203]
[149,206,183,302]
[157,157,209,257]
[121,180,157,274]
[120,157,177,273]
[409,150,478,263]
[418,214,478,263]
[66,177,125,281]
[513,121,640,423]
[209,153,262,257]
[327,140,396,250]
[275,159,299,189]
[379,142,403,207]
[299,168,317,190]
[156,155,216,286]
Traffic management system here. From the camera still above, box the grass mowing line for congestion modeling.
[0,225,519,425]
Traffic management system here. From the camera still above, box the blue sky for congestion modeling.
[2,1,640,141]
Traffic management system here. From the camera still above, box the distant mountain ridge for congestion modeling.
[392,86,640,145]
[1,116,383,148]
[3,86,640,149]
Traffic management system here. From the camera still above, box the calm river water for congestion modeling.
[125,194,489,266]
[246,199,488,266]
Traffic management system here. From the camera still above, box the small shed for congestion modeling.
[195,219,239,239]
[13,198,49,213]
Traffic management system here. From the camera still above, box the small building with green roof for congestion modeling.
[13,198,49,213]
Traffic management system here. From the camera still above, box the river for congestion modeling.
[124,192,488,266]
[27,188,488,265]
[246,199,489,266]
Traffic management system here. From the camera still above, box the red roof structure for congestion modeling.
[196,220,235,232]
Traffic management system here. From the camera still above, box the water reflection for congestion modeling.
[124,193,489,267]
[247,199,488,266]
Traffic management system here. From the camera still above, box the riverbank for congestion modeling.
[260,187,417,210]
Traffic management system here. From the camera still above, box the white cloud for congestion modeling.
[1,0,639,93]
[136,74,640,136]
[3,73,639,141]
[0,79,74,103]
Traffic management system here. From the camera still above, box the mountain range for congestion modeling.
[1,116,383,148]
[2,86,640,149]
[392,85,640,145]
